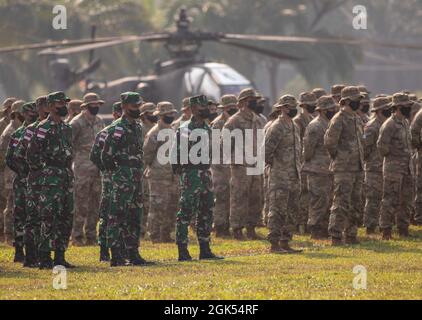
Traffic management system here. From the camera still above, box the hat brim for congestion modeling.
[153,109,177,116]
[218,103,237,109]
[371,103,392,112]
[299,102,317,107]
[50,98,71,103]
[316,103,337,111]
[80,100,105,108]
[238,95,259,102]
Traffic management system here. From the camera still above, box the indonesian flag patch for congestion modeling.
[113,126,124,139]
[24,129,34,141]
[11,138,19,148]
[37,127,48,139]
[99,131,108,143]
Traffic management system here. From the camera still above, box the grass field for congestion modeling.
[1,227,421,300]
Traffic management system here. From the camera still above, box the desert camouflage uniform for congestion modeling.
[144,122,178,241]
[363,116,384,229]
[410,108,422,224]
[265,114,301,242]
[173,118,214,244]
[324,108,364,239]
[27,116,74,253]
[140,120,154,237]
[101,116,143,250]
[378,114,413,231]
[70,113,105,243]
[262,119,277,225]
[302,115,332,234]
[223,109,262,231]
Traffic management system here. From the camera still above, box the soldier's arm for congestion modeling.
[171,128,182,174]
[100,129,117,171]
[303,124,318,162]
[410,113,422,149]
[377,122,392,157]
[90,132,105,171]
[5,133,20,174]
[324,116,342,159]
[143,132,159,167]
[27,129,46,171]
[264,124,281,166]
[363,124,377,160]
[70,119,81,147]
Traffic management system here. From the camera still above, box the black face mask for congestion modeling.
[287,108,298,118]
[162,116,174,125]
[253,105,264,115]
[128,109,141,119]
[208,113,218,121]
[57,106,68,117]
[248,100,258,111]
[88,106,99,116]
[227,108,237,116]
[305,105,316,114]
[325,110,336,120]
[381,109,392,118]
[400,106,412,119]
[146,114,158,123]
[349,101,360,111]
[361,104,370,113]
[198,108,210,119]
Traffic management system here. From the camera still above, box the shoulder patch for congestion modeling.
[113,126,124,139]
[37,127,47,139]
[24,128,35,141]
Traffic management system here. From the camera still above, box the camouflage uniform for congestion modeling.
[265,95,301,243]
[377,94,413,233]
[173,115,214,244]
[362,97,392,230]
[294,92,316,230]
[410,106,422,225]
[27,115,74,253]
[70,104,105,243]
[324,87,364,241]
[302,96,335,235]
[101,115,144,250]
[144,102,178,242]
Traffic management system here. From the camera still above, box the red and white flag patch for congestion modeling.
[24,129,34,141]
[113,126,123,139]
[37,127,48,139]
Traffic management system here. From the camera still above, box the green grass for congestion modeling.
[1,227,422,300]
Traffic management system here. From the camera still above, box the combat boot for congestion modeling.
[199,241,224,260]
[110,247,127,267]
[215,225,230,238]
[345,236,360,245]
[279,240,303,254]
[269,240,283,253]
[398,227,409,238]
[128,248,156,266]
[331,236,343,246]
[232,228,244,240]
[246,226,262,240]
[38,251,53,270]
[13,244,25,263]
[54,249,76,269]
[99,244,110,262]
[23,242,39,268]
[382,228,392,240]
[177,243,192,262]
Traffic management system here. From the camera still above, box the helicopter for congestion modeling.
[2,7,422,116]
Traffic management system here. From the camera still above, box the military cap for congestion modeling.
[331,84,346,97]
[1,97,17,111]
[409,94,418,102]
[371,97,392,112]
[68,100,83,111]
[47,91,70,103]
[412,101,421,114]
[238,88,260,102]
[189,95,208,106]
[22,101,37,113]
[10,100,25,114]
[277,94,298,108]
[392,93,412,106]
[299,92,317,106]
[112,102,122,113]
[120,92,143,105]
[140,102,156,116]
[375,94,389,98]
[208,100,218,106]
[219,94,237,108]
[35,96,47,108]
[268,104,282,118]
[316,96,337,111]
[340,86,364,102]
[312,88,327,99]
[361,92,370,104]
[154,102,177,116]
[80,93,105,108]
[181,97,190,110]
[357,85,370,94]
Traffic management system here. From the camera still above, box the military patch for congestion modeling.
[37,127,48,139]
[24,129,34,141]
[113,126,124,139]
[11,138,19,148]
[99,131,108,143]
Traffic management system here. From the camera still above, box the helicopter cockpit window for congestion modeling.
[184,67,206,94]
[209,65,250,86]
[199,73,220,101]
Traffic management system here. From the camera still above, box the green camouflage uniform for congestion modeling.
[101,115,144,250]
[27,116,74,253]
[173,117,214,244]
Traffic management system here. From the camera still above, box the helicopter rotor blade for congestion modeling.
[216,39,303,61]
[41,34,170,56]
[222,34,422,51]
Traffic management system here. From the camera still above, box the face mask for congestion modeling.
[162,116,174,125]
[361,104,370,113]
[254,105,264,115]
[198,108,210,119]
[146,115,158,123]
[325,110,336,120]
[208,113,218,121]
[128,109,141,119]
[305,105,316,114]
[400,106,411,119]
[349,100,360,111]
[57,106,68,117]
[287,108,298,118]
[88,106,99,116]
[227,108,237,116]
[381,109,391,118]
[248,100,258,111]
